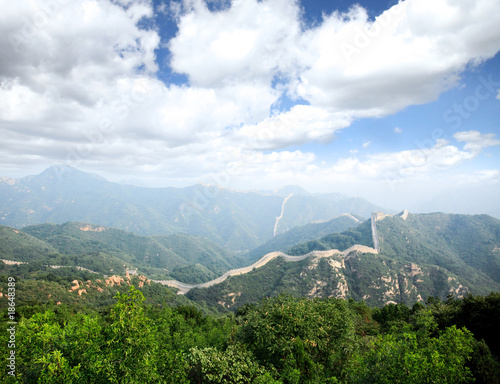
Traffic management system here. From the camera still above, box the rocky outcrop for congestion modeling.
[78,224,107,232]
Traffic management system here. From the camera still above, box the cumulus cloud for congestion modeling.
[294,0,500,114]
[165,0,500,156]
[454,130,500,155]
[0,0,160,135]
[169,0,302,87]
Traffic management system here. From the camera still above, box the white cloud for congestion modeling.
[362,141,371,148]
[235,105,353,150]
[167,0,500,156]
[454,130,500,154]
[394,127,402,133]
[497,89,500,99]
[0,0,160,132]
[0,0,500,196]
[169,0,302,87]
[294,0,500,115]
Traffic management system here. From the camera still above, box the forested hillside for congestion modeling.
[377,213,500,292]
[3,212,500,308]
[0,261,202,317]
[186,251,480,309]
[246,214,361,261]
[2,210,500,382]
[1,223,243,283]
[1,285,499,383]
[286,219,374,255]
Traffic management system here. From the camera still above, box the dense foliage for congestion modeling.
[0,263,215,319]
[2,286,499,383]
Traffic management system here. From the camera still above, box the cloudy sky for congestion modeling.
[1,0,500,212]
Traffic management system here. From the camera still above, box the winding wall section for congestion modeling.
[371,212,380,253]
[274,193,293,236]
[155,244,378,294]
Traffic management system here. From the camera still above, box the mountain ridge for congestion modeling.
[0,166,387,250]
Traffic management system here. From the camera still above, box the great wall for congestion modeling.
[1,210,409,295]
[154,244,379,294]
[155,211,409,294]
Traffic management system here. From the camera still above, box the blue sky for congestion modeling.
[1,0,499,214]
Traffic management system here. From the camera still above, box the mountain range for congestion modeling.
[0,210,360,284]
[0,165,386,251]
[0,221,236,284]
[2,210,500,309]
[1,166,500,310]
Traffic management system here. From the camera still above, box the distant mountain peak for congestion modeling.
[36,164,107,182]
[275,185,311,196]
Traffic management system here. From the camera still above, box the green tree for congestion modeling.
[37,350,81,384]
[346,313,475,384]
[186,344,275,384]
[239,294,356,382]
[14,310,67,382]
[60,314,106,382]
[372,302,412,331]
[103,286,160,383]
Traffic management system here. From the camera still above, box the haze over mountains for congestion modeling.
[0,165,386,250]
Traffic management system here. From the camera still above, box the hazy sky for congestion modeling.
[1,0,500,211]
